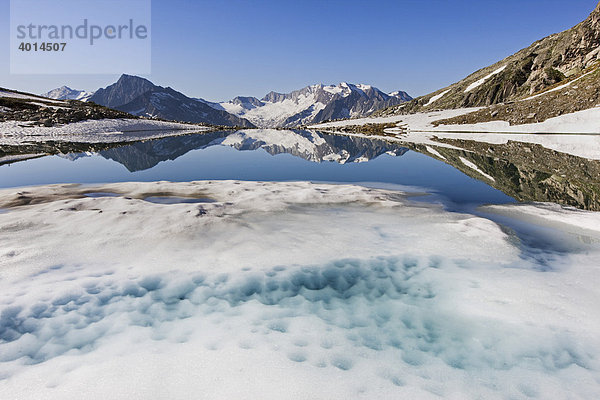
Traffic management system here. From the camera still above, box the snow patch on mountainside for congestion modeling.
[464,66,507,93]
[425,90,451,106]
[524,68,597,101]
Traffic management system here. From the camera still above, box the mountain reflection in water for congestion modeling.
[1,128,599,210]
[404,137,600,211]
[95,129,409,172]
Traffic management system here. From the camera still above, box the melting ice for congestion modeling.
[0,181,599,399]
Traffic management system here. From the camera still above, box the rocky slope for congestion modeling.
[89,75,255,128]
[201,83,411,128]
[0,88,134,127]
[375,2,600,124]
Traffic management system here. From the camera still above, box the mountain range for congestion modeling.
[43,76,411,128]
[86,75,255,127]
[198,83,411,127]
[26,2,600,132]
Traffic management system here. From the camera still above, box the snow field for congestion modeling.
[0,181,599,399]
[0,119,207,145]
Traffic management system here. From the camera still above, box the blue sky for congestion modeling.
[1,0,597,101]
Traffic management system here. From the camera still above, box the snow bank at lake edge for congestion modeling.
[0,119,208,145]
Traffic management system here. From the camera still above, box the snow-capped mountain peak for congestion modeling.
[42,86,94,101]
[210,82,412,128]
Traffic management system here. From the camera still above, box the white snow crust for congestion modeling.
[0,180,599,399]
[0,119,207,145]
[464,66,507,93]
[425,89,450,106]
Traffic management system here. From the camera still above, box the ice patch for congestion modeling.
[2,255,599,399]
[482,202,600,238]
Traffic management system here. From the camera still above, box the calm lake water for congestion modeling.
[0,129,513,210]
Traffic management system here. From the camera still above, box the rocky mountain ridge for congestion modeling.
[86,75,255,128]
[203,82,411,128]
[375,2,600,125]
[45,78,411,128]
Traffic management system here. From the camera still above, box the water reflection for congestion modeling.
[0,129,511,207]
[403,138,600,211]
[5,127,599,209]
[96,129,409,172]
[10,128,600,210]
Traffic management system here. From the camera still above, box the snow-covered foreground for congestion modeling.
[0,119,206,145]
[0,181,599,399]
